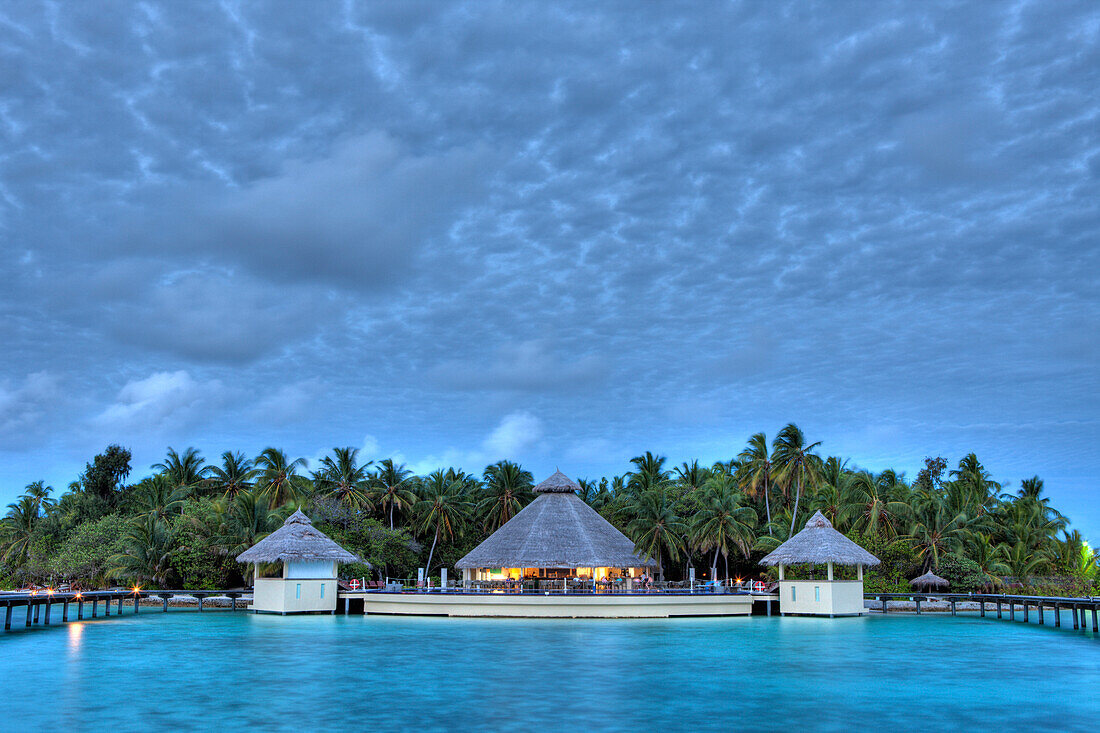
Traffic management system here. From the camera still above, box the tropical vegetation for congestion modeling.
[0,425,1096,596]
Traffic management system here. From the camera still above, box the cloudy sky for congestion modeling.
[1,2,1097,536]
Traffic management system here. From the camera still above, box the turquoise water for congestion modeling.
[1,609,1097,731]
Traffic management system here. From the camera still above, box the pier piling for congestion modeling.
[4,605,11,630]
[25,603,32,627]
[1054,603,1060,627]
[78,599,83,620]
[91,599,98,618]
[63,601,69,622]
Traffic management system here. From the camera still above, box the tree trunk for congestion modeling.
[789,471,803,536]
[713,545,721,580]
[764,472,773,535]
[389,500,395,530]
[426,528,439,575]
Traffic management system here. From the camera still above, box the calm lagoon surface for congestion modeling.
[1,609,1097,732]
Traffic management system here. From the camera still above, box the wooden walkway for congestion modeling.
[867,592,1100,632]
[1,590,248,632]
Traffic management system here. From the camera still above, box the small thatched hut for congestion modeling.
[455,470,655,583]
[909,570,949,591]
[760,511,880,617]
[237,509,360,614]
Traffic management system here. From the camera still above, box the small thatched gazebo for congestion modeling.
[760,511,880,617]
[237,509,360,614]
[456,470,655,584]
[909,570,949,591]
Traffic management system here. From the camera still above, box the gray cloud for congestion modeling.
[0,1,1098,537]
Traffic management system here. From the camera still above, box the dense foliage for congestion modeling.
[1,426,1096,595]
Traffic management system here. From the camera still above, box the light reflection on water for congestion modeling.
[1,612,1097,732]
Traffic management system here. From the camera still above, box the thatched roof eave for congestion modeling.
[236,509,362,565]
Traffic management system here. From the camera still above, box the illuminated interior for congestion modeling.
[473,567,646,581]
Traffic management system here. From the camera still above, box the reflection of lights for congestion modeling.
[68,622,84,651]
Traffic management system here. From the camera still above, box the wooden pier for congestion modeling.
[866,592,1100,633]
[1,590,248,632]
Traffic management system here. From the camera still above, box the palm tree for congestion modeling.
[627,451,670,494]
[908,495,968,572]
[1003,542,1048,586]
[212,491,291,559]
[771,424,823,535]
[674,460,709,493]
[372,458,415,529]
[153,447,209,502]
[738,433,775,534]
[961,532,1009,586]
[254,448,308,508]
[416,470,471,573]
[690,477,757,578]
[313,447,372,510]
[847,471,908,538]
[625,489,686,581]
[109,515,176,587]
[23,481,56,516]
[0,495,40,565]
[135,474,189,521]
[479,461,534,533]
[208,451,257,498]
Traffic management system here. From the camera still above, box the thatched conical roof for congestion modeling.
[236,509,361,564]
[533,469,582,493]
[760,511,880,567]
[909,570,949,588]
[456,477,655,569]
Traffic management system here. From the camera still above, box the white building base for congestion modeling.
[777,580,866,617]
[251,578,338,615]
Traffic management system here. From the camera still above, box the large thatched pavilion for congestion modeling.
[761,511,879,617]
[237,509,360,614]
[456,470,655,585]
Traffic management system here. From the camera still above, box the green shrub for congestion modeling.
[936,556,989,592]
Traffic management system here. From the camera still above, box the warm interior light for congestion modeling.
[47,588,55,595]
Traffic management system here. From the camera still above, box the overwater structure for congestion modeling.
[237,509,361,614]
[454,470,656,584]
[761,511,880,616]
